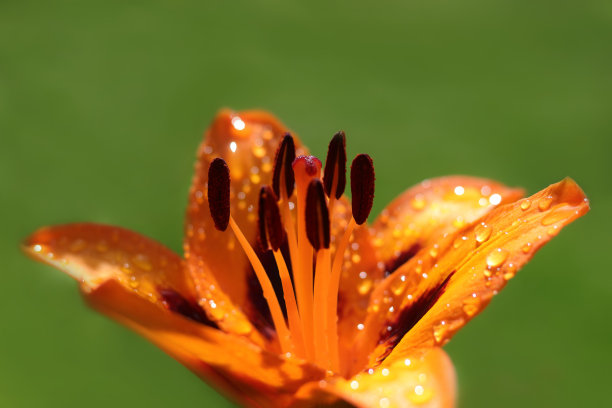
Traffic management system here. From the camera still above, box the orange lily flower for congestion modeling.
[23,110,589,408]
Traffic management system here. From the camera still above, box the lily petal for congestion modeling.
[372,176,524,274]
[294,348,455,408]
[85,280,325,408]
[336,177,522,367]
[360,178,588,370]
[185,110,307,332]
[22,223,264,345]
[23,223,194,299]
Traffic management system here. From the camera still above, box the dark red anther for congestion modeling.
[350,154,375,225]
[305,179,330,250]
[323,130,347,199]
[258,186,287,251]
[272,134,296,198]
[207,158,231,231]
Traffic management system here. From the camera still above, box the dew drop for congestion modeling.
[475,223,491,244]
[520,199,531,211]
[486,248,509,268]
[462,296,480,317]
[231,116,245,131]
[429,246,438,258]
[96,241,109,253]
[433,321,447,344]
[489,193,502,205]
[358,279,372,295]
[539,196,553,211]
[132,254,152,271]
[411,196,426,210]
[252,145,266,158]
[350,380,359,390]
[69,239,87,252]
[390,278,405,296]
[521,243,532,253]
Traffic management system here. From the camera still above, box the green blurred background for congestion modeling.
[1,0,610,406]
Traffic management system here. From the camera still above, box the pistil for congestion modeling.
[306,179,332,368]
[292,155,322,360]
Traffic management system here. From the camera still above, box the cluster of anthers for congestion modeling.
[206,131,373,373]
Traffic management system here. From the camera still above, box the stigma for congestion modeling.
[206,131,375,374]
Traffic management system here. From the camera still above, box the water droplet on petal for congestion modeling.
[475,223,491,244]
[379,397,390,408]
[539,196,553,211]
[433,321,447,344]
[520,199,531,211]
[462,296,480,317]
[358,279,372,295]
[486,248,509,268]
[489,193,502,205]
[69,239,87,252]
[429,246,438,258]
[411,196,426,210]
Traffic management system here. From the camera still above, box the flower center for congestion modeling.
[207,132,374,374]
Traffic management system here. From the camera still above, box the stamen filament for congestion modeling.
[313,249,331,368]
[280,188,300,294]
[328,217,357,373]
[295,189,315,360]
[228,216,293,354]
[292,156,321,361]
[272,249,305,357]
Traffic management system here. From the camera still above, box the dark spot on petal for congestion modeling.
[376,271,454,363]
[159,288,218,328]
[384,243,422,277]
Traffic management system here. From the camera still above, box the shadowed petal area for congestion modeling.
[22,223,264,345]
[185,110,307,328]
[86,280,325,408]
[294,348,455,408]
[357,178,588,371]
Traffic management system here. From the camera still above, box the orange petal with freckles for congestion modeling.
[360,178,588,370]
[23,223,193,297]
[22,223,264,346]
[85,280,325,408]
[185,110,307,325]
[372,176,524,274]
[294,348,455,408]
